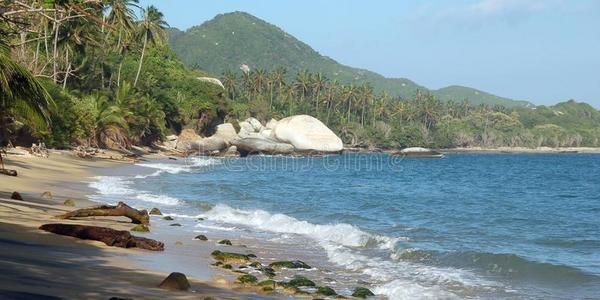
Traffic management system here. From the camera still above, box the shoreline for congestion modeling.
[0,150,276,299]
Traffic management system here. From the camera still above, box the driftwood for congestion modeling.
[0,169,17,176]
[56,202,149,225]
[39,224,164,251]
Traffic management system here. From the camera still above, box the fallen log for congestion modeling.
[39,224,164,251]
[56,202,149,226]
[0,169,17,176]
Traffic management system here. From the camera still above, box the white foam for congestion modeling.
[88,176,134,195]
[135,193,180,205]
[202,204,395,248]
[136,157,221,175]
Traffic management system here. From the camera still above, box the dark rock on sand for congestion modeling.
[10,191,23,200]
[163,216,174,221]
[269,260,312,269]
[352,287,375,298]
[210,250,250,263]
[63,199,76,207]
[170,223,182,227]
[218,239,232,245]
[258,279,276,288]
[237,274,258,284]
[158,272,191,291]
[39,224,164,251]
[130,224,149,232]
[249,261,262,268]
[223,264,232,269]
[149,207,162,215]
[288,275,315,287]
[194,234,208,241]
[317,286,337,296]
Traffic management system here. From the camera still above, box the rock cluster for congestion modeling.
[160,115,343,156]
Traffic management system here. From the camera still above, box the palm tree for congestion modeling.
[222,70,237,100]
[324,80,339,124]
[294,70,311,110]
[106,0,139,87]
[341,85,356,123]
[357,83,373,126]
[133,5,167,87]
[0,39,53,169]
[312,73,327,114]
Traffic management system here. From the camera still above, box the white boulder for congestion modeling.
[212,123,238,145]
[272,115,343,152]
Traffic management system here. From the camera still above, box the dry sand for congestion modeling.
[0,150,271,299]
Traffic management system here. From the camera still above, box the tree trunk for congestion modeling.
[56,202,150,225]
[134,33,148,88]
[52,18,59,83]
[62,48,70,89]
[39,224,164,251]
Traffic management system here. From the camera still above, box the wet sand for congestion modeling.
[0,151,275,299]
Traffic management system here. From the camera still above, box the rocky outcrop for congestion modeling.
[196,77,225,89]
[272,115,343,153]
[158,272,191,291]
[232,137,294,156]
[213,123,238,144]
[175,128,201,150]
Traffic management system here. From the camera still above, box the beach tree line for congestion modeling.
[1,0,225,149]
[1,0,600,151]
[221,68,600,148]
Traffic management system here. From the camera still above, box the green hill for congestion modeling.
[169,11,533,108]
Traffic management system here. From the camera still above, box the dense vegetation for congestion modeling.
[1,3,599,151]
[1,0,225,150]
[221,67,600,148]
[169,11,533,108]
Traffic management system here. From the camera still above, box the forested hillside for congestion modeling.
[169,11,533,108]
[2,3,599,151]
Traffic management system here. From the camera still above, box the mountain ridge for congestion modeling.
[169,11,533,107]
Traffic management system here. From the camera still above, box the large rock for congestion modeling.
[232,138,295,156]
[272,115,343,153]
[158,272,191,291]
[238,117,264,138]
[175,128,201,150]
[265,118,278,130]
[212,123,238,145]
[187,136,227,153]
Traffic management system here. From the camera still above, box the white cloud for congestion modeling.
[467,0,557,17]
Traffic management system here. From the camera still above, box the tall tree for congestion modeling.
[133,5,167,87]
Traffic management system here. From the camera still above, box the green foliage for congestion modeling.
[169,11,532,107]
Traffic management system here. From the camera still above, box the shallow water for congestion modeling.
[90,153,600,299]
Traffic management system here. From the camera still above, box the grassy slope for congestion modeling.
[169,11,533,107]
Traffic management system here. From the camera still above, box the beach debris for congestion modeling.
[74,145,97,158]
[352,287,375,298]
[218,239,232,245]
[194,234,208,241]
[158,272,191,291]
[10,191,23,200]
[30,142,49,158]
[317,286,337,296]
[63,199,76,207]
[268,260,312,269]
[211,250,251,263]
[0,168,17,176]
[163,216,174,221]
[170,223,182,227]
[41,191,52,199]
[56,201,149,226]
[149,207,162,215]
[39,224,164,251]
[131,224,150,232]
[288,275,315,287]
[237,274,258,284]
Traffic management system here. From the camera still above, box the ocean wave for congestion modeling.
[135,193,181,205]
[393,248,600,283]
[202,204,396,249]
[137,157,221,175]
[88,176,134,195]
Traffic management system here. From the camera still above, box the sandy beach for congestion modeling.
[0,151,273,299]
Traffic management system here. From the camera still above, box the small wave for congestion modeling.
[202,204,396,249]
[194,224,238,232]
[88,176,134,195]
[393,248,599,284]
[135,193,180,205]
[137,157,221,175]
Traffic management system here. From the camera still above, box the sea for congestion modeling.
[89,153,600,299]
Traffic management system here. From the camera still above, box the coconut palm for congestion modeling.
[106,0,139,87]
[0,38,53,169]
[222,70,237,100]
[133,5,167,87]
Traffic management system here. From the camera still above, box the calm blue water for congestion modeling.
[91,153,600,299]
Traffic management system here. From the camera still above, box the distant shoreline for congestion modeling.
[345,146,600,154]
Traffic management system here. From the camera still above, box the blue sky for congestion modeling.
[139,0,600,107]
